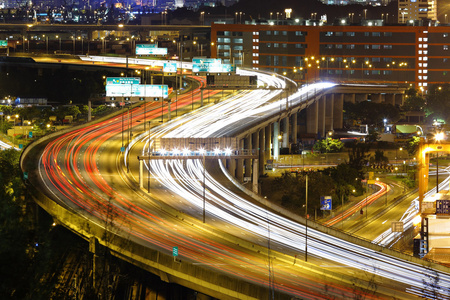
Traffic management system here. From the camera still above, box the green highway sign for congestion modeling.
[106,77,140,85]
[172,246,178,257]
[0,40,7,47]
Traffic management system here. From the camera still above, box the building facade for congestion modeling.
[211,21,450,90]
[398,0,437,23]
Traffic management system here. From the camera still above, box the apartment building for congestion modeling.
[211,21,450,90]
[398,0,437,23]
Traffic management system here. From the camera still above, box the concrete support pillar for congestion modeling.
[291,113,298,145]
[395,94,405,106]
[265,125,271,162]
[259,129,265,175]
[306,101,318,135]
[244,135,252,177]
[252,132,259,179]
[355,93,368,102]
[273,122,280,160]
[228,158,236,177]
[371,94,382,103]
[325,94,334,132]
[139,160,143,188]
[385,94,395,105]
[236,138,244,182]
[344,93,356,103]
[252,158,259,194]
[236,159,244,182]
[333,94,344,129]
[318,96,326,138]
[282,117,289,149]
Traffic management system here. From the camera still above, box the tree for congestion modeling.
[426,84,450,122]
[275,171,334,216]
[347,142,370,178]
[373,149,389,165]
[344,101,400,127]
[406,136,420,156]
[402,88,425,112]
[313,138,344,153]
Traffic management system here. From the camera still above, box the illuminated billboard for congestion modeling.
[136,44,168,55]
[106,84,168,98]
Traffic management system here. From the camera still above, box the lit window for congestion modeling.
[418,50,422,54]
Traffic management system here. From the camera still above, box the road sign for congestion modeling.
[106,77,140,85]
[136,44,168,55]
[391,221,404,232]
[28,131,33,138]
[172,246,178,257]
[23,172,28,180]
[19,144,23,149]
[320,196,332,210]
[367,179,376,185]
[120,147,125,152]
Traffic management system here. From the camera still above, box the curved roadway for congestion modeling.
[29,60,450,299]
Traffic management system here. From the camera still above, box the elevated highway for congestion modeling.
[20,56,450,299]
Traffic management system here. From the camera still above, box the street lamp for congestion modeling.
[56,35,61,52]
[326,131,333,164]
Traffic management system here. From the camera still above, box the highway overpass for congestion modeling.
[20,57,450,299]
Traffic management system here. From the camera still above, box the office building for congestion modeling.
[211,20,450,90]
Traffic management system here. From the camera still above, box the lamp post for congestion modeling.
[56,35,61,52]
[326,131,333,164]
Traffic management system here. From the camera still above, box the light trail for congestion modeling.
[374,167,450,247]
[34,56,450,298]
